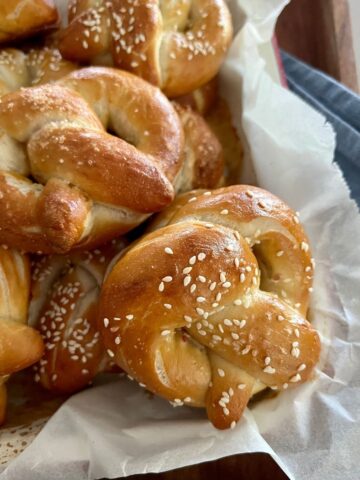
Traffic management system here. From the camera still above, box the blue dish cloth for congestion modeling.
[281,51,360,206]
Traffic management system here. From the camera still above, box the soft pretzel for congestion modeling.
[173,103,224,192]
[29,238,127,394]
[0,1,58,44]
[174,77,218,116]
[0,47,77,96]
[0,246,44,424]
[98,186,320,429]
[58,0,233,97]
[0,67,184,253]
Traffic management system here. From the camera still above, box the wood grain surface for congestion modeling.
[127,454,289,480]
[276,0,359,92]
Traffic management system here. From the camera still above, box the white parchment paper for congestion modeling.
[2,1,360,478]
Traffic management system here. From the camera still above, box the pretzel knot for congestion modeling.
[99,186,321,429]
[59,0,233,97]
[0,67,183,254]
[29,238,127,394]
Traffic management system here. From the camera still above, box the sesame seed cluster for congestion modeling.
[29,239,127,394]
[58,0,233,96]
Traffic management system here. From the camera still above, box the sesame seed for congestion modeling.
[205,223,214,228]
[263,366,276,374]
[223,407,230,416]
[231,332,239,340]
[224,319,233,326]
[190,284,197,293]
[298,364,306,372]
[301,242,309,252]
[107,349,115,358]
[183,267,192,274]
[223,281,232,288]
[290,373,302,383]
[217,368,225,377]
[220,209,229,215]
[230,421,236,429]
[196,307,204,315]
[295,328,300,338]
[245,190,254,198]
[164,304,172,310]
[103,318,109,328]
[234,299,242,306]
[242,345,251,355]
[198,252,206,261]
[283,383,289,389]
[198,275,206,283]
[291,347,300,358]
[163,276,173,282]
[308,287,314,293]
[258,200,266,209]
[235,258,240,268]
[218,324,224,333]
[159,282,165,292]
[239,320,246,328]
[184,315,192,322]
[184,397,192,402]
[197,297,206,303]
[295,303,301,308]
[264,356,271,365]
[212,335,222,342]
[161,330,171,336]
[199,330,207,336]
[240,273,246,283]
[115,336,121,345]
[276,250,284,257]
[184,276,191,286]
[203,191,212,196]
[165,247,174,255]
[220,272,226,282]
[277,315,285,321]
[237,384,246,389]
[189,256,197,265]
[212,302,219,308]
[126,315,134,320]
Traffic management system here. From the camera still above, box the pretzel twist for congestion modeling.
[59,0,233,97]
[0,1,58,44]
[0,247,44,424]
[99,186,321,429]
[0,47,77,97]
[0,67,184,253]
[29,238,127,394]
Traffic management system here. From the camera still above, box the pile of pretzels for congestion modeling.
[0,0,320,431]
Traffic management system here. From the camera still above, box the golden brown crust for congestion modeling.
[0,47,77,97]
[0,1,59,44]
[174,77,218,116]
[0,67,184,253]
[59,0,233,97]
[29,238,127,394]
[0,247,44,424]
[173,104,224,192]
[99,186,320,429]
